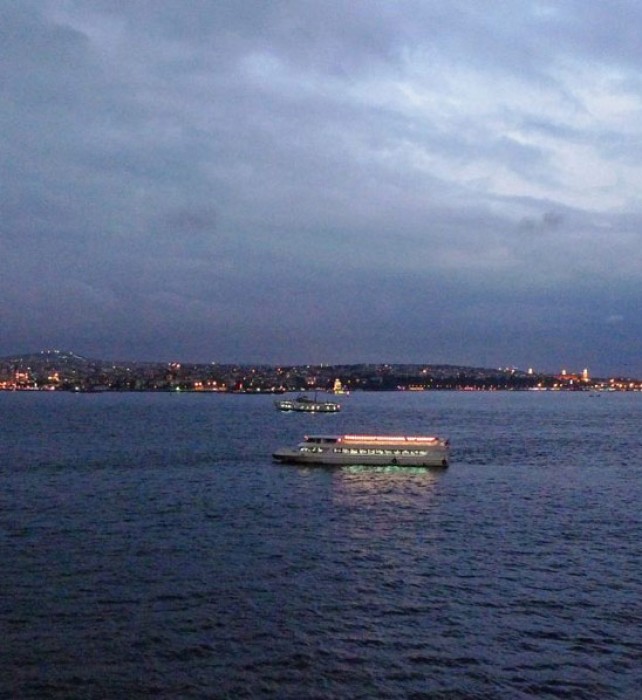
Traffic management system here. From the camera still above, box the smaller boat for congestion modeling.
[274,394,341,413]
[273,433,449,467]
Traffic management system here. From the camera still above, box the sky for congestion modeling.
[2,1,642,376]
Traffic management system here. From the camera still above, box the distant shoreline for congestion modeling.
[2,352,641,392]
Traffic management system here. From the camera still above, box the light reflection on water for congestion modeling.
[339,464,445,476]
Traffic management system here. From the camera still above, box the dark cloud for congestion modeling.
[2,1,642,374]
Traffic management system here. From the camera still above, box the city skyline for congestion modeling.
[1,348,639,385]
[3,2,642,377]
[4,347,642,393]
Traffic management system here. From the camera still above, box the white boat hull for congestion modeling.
[275,402,340,412]
[274,397,341,412]
[273,447,449,467]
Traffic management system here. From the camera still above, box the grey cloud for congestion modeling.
[2,1,642,374]
[518,210,564,236]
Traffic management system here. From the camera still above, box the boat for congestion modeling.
[274,394,341,413]
[273,433,449,467]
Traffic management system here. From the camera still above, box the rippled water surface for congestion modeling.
[2,390,642,698]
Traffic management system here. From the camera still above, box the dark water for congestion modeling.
[1,390,641,699]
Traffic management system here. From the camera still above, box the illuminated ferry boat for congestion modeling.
[273,434,449,467]
[274,395,341,413]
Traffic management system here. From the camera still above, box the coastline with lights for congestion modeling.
[1,350,642,393]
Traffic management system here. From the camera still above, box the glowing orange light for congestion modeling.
[341,435,439,444]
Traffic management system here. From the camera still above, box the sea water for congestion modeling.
[1,390,641,698]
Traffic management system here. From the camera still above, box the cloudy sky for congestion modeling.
[2,1,642,375]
